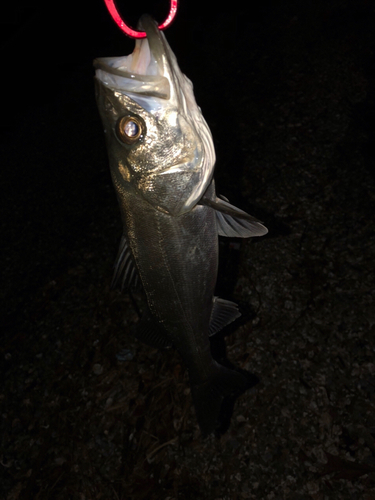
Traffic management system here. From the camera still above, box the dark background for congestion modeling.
[2,1,375,498]
[2,0,373,321]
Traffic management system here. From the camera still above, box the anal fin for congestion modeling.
[209,297,241,336]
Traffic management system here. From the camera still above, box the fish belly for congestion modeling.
[122,190,218,380]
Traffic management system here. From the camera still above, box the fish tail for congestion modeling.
[190,362,255,436]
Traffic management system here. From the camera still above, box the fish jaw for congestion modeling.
[94,15,215,217]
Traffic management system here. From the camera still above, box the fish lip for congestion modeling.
[93,58,161,82]
[136,15,168,67]
[93,15,172,101]
[93,16,164,79]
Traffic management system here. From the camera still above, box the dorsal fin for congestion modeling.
[112,235,141,291]
[200,195,268,238]
[209,297,241,336]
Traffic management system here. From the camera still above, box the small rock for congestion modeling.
[93,364,103,375]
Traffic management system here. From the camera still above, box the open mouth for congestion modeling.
[94,16,171,100]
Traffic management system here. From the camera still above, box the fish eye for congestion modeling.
[116,115,144,145]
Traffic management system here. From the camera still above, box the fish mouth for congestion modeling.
[94,15,171,101]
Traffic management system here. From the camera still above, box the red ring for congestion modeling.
[103,0,178,38]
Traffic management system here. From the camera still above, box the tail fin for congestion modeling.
[190,362,256,436]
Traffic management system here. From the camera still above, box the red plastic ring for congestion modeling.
[103,0,178,38]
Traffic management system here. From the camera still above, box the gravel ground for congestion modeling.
[1,1,375,499]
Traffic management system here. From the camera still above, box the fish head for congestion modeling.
[94,15,215,216]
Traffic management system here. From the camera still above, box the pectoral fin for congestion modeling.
[112,235,141,291]
[200,195,268,238]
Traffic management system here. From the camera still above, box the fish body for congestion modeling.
[94,15,267,434]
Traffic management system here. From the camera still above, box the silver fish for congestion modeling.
[94,15,267,435]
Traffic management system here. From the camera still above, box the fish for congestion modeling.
[94,15,267,435]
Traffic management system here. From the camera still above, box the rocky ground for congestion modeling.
[1,1,375,499]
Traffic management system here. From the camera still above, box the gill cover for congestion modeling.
[94,15,215,216]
